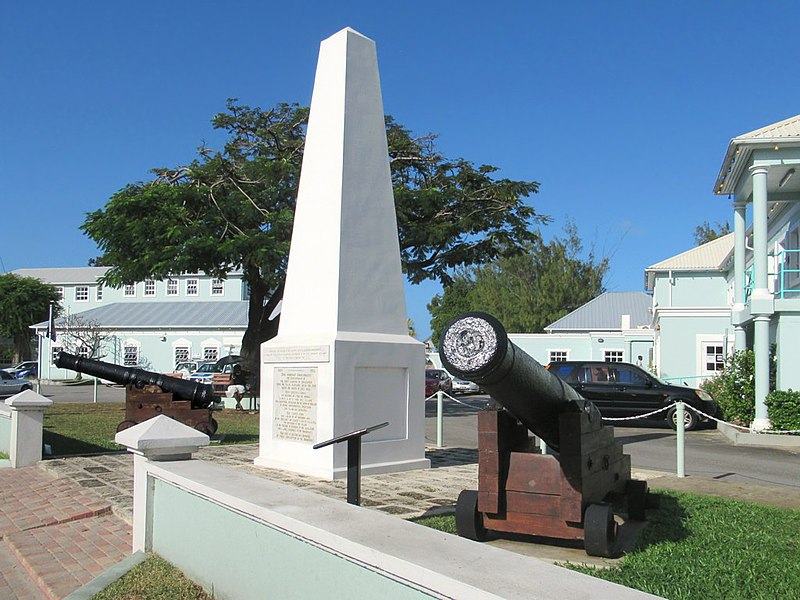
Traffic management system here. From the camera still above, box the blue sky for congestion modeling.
[3,2,799,339]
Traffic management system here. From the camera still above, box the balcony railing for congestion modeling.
[743,249,800,301]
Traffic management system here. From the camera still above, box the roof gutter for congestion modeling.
[714,137,792,196]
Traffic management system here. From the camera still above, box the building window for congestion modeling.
[604,350,624,363]
[75,286,89,302]
[702,343,725,374]
[186,278,199,296]
[55,287,64,301]
[123,345,139,367]
[548,350,568,363]
[124,283,136,297]
[211,278,224,296]
[144,280,156,296]
[166,279,178,296]
[174,346,190,366]
[786,226,800,288]
[77,345,90,358]
[203,346,219,362]
[51,347,62,364]
[96,285,103,301]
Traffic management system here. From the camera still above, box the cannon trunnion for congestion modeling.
[55,351,219,435]
[440,313,654,557]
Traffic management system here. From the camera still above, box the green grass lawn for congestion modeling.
[43,403,259,456]
[415,491,800,600]
[91,554,211,600]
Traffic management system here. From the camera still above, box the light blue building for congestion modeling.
[712,113,800,430]
[15,267,248,380]
[645,234,734,386]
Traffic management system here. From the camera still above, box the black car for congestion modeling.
[546,360,717,431]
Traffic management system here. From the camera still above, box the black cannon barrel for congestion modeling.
[438,312,601,451]
[55,351,216,409]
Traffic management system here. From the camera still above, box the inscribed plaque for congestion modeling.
[263,345,330,364]
[273,367,318,442]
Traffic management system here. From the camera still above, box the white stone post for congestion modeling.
[115,416,209,552]
[5,389,52,468]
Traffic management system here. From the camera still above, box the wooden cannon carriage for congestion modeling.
[439,312,655,557]
[55,351,219,435]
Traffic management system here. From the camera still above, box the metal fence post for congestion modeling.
[676,401,686,478]
[436,390,444,448]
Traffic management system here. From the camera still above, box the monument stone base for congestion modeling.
[255,332,430,479]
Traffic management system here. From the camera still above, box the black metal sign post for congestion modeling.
[313,421,389,505]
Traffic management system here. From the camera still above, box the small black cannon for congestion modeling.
[439,312,654,557]
[55,351,219,435]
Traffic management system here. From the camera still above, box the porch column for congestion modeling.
[732,200,747,351]
[749,165,772,432]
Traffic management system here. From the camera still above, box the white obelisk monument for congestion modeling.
[255,28,429,479]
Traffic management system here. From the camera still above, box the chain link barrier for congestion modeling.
[602,401,800,434]
[425,390,485,410]
[599,405,674,421]
[426,392,800,434]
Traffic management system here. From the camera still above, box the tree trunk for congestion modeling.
[240,271,284,390]
[13,331,32,363]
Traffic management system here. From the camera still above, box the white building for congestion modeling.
[15,267,248,380]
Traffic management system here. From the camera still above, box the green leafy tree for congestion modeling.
[427,272,477,346]
[0,274,61,361]
[427,223,608,344]
[82,100,544,378]
[694,221,731,246]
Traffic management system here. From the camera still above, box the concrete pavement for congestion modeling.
[2,441,798,598]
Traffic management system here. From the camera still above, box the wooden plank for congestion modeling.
[478,409,501,433]
[559,478,584,522]
[477,491,500,514]
[505,491,561,516]
[478,472,500,492]
[478,431,502,448]
[483,511,584,541]
[505,453,563,494]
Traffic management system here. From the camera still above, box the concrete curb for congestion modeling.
[63,551,147,600]
[717,421,800,449]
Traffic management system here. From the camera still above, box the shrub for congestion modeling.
[701,350,756,425]
[766,390,800,432]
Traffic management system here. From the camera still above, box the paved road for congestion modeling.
[425,393,800,492]
[33,382,125,403]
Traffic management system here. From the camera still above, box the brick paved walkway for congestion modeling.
[0,467,131,600]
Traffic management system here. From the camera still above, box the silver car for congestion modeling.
[0,371,33,396]
[451,377,480,395]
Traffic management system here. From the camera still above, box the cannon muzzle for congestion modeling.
[55,351,216,409]
[438,312,600,451]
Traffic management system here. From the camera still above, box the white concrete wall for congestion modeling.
[135,457,655,600]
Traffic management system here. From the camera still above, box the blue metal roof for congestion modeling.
[545,292,652,332]
[32,302,248,329]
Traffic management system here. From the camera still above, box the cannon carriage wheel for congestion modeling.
[194,418,219,436]
[116,420,137,433]
[455,490,487,541]
[583,503,618,557]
